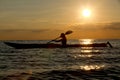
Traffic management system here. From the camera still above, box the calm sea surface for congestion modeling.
[0,39,120,80]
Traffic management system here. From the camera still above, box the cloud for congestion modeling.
[0,29,50,33]
[70,22,120,31]
[118,0,120,3]
[70,23,102,31]
[103,22,120,30]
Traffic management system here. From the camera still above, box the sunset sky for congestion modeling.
[0,0,120,40]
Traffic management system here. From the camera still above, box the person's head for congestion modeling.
[60,33,65,37]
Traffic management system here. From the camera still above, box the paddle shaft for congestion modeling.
[47,37,60,44]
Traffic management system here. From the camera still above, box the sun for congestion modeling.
[82,9,91,17]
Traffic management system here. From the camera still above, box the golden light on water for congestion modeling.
[70,39,100,58]
[70,65,105,71]
[77,54,93,58]
[79,39,94,44]
[80,65,105,71]
[72,50,100,58]
[69,39,105,71]
[81,50,92,53]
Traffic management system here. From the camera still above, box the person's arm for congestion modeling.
[54,39,61,42]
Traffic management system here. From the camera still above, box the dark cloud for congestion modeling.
[71,22,120,31]
[30,29,50,33]
[118,0,120,2]
[0,29,50,33]
[71,24,101,31]
[103,22,120,30]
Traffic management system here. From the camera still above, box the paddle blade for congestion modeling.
[65,30,73,35]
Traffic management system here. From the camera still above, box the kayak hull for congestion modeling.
[4,42,108,49]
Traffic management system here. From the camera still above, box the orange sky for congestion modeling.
[0,0,120,40]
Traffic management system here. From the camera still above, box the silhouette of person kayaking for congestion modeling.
[47,30,73,47]
[55,33,67,47]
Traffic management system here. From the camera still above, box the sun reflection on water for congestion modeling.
[79,39,94,44]
[73,54,93,58]
[70,39,101,58]
[81,50,92,53]
[70,65,105,71]
[68,39,105,71]
[70,49,101,59]
[80,65,105,71]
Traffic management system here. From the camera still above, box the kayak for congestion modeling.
[4,42,111,49]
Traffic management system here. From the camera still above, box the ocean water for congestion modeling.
[0,39,120,80]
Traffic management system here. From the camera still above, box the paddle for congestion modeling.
[47,30,73,44]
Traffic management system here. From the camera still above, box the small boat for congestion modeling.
[4,42,112,49]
